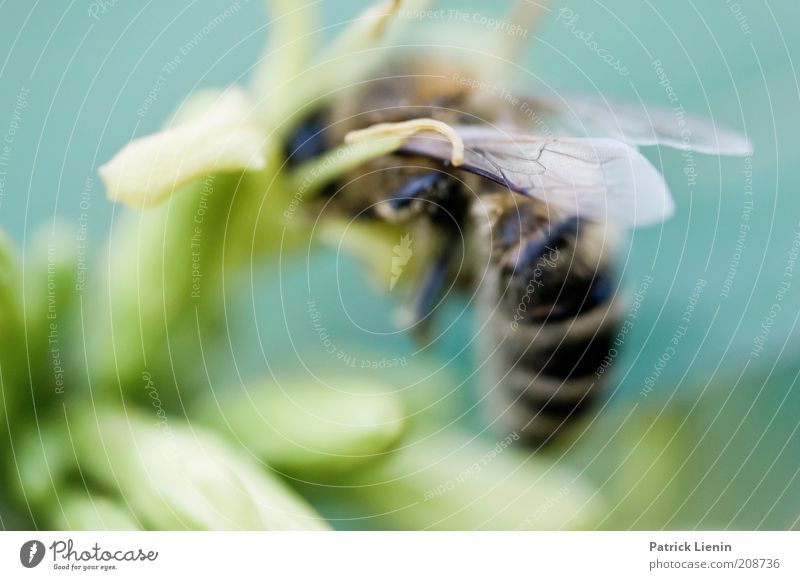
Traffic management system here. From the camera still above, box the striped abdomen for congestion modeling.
[474,196,622,447]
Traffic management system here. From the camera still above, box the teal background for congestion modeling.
[1,0,799,528]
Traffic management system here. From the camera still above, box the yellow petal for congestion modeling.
[495,0,550,62]
[314,0,401,83]
[252,0,319,99]
[345,118,465,166]
[256,0,404,131]
[100,88,266,207]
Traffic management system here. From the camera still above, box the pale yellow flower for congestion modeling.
[99,88,266,207]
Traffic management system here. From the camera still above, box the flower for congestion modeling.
[99,88,267,207]
[98,0,414,209]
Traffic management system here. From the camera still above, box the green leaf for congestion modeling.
[321,429,606,530]
[53,492,142,531]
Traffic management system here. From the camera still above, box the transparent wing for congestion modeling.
[532,95,752,156]
[401,126,674,228]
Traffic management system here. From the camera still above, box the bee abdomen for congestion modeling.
[477,207,621,447]
[508,308,618,381]
[493,306,621,446]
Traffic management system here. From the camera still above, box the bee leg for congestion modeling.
[379,172,450,220]
[407,238,456,337]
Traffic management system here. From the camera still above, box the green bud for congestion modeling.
[198,377,407,478]
[70,406,328,530]
[91,170,242,396]
[24,225,80,403]
[92,88,284,395]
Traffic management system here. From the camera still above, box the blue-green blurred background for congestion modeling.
[1,0,799,528]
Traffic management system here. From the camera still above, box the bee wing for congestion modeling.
[534,95,752,156]
[401,126,674,228]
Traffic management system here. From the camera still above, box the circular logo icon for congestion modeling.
[20,540,45,568]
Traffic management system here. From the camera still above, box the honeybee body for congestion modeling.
[287,59,622,444]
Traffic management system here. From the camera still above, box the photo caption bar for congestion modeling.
[0,531,797,578]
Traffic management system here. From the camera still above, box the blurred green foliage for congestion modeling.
[0,0,798,530]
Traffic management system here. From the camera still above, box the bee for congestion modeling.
[282,51,750,447]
